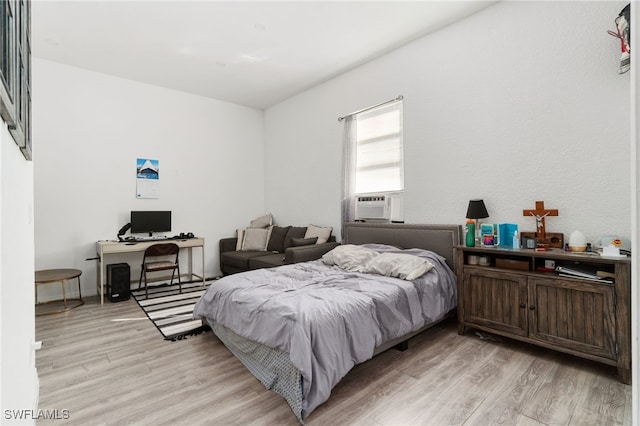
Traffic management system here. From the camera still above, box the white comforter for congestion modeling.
[193,244,457,418]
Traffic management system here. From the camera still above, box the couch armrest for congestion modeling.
[219,237,238,274]
[284,242,340,264]
[219,237,238,254]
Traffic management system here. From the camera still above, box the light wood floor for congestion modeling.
[36,295,631,425]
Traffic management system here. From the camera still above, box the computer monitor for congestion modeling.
[130,211,171,236]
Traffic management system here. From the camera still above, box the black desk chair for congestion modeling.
[138,243,182,299]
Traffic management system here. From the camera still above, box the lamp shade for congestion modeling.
[466,199,489,219]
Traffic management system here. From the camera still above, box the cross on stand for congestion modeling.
[523,201,558,238]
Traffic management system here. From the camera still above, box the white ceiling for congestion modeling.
[32,1,496,110]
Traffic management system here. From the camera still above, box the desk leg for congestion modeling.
[187,247,193,281]
[201,244,205,285]
[99,254,104,305]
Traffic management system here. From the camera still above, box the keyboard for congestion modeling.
[134,236,169,242]
[120,236,169,242]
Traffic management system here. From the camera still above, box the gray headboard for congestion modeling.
[343,222,462,269]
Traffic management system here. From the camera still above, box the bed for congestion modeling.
[193,222,461,421]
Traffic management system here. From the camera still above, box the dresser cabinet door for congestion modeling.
[463,269,528,337]
[528,277,616,360]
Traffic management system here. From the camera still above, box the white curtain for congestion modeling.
[341,115,357,237]
[355,102,403,194]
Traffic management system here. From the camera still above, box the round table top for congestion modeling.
[35,268,82,284]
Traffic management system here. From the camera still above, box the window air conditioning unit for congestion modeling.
[355,194,403,222]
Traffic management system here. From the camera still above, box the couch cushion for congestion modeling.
[267,225,291,253]
[250,213,273,228]
[235,228,245,250]
[248,253,287,270]
[241,227,272,251]
[304,224,333,244]
[221,250,271,270]
[283,227,307,250]
[290,237,318,247]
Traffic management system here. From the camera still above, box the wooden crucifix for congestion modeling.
[523,201,558,238]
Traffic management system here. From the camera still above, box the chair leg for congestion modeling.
[138,266,144,290]
[167,268,182,294]
[144,269,149,299]
[169,269,176,289]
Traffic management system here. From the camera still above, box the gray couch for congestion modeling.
[219,225,339,275]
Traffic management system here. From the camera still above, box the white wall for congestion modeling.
[264,1,631,245]
[33,59,265,300]
[1,123,37,421]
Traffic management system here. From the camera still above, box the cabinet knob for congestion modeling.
[520,303,526,309]
[529,306,536,310]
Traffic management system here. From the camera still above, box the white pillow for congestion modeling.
[235,228,245,251]
[304,224,333,244]
[250,213,273,228]
[241,227,272,251]
[322,245,379,272]
[364,252,434,280]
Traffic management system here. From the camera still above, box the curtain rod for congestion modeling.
[338,95,403,122]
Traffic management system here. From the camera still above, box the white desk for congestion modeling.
[96,238,205,305]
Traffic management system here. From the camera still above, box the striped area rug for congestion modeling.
[132,281,212,341]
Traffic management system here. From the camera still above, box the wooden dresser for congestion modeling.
[455,245,631,384]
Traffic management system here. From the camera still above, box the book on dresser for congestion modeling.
[555,265,613,283]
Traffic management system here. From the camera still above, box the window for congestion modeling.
[0,1,15,123]
[0,0,30,160]
[354,100,403,194]
[341,97,403,228]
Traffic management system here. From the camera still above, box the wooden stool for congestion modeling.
[35,269,84,316]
